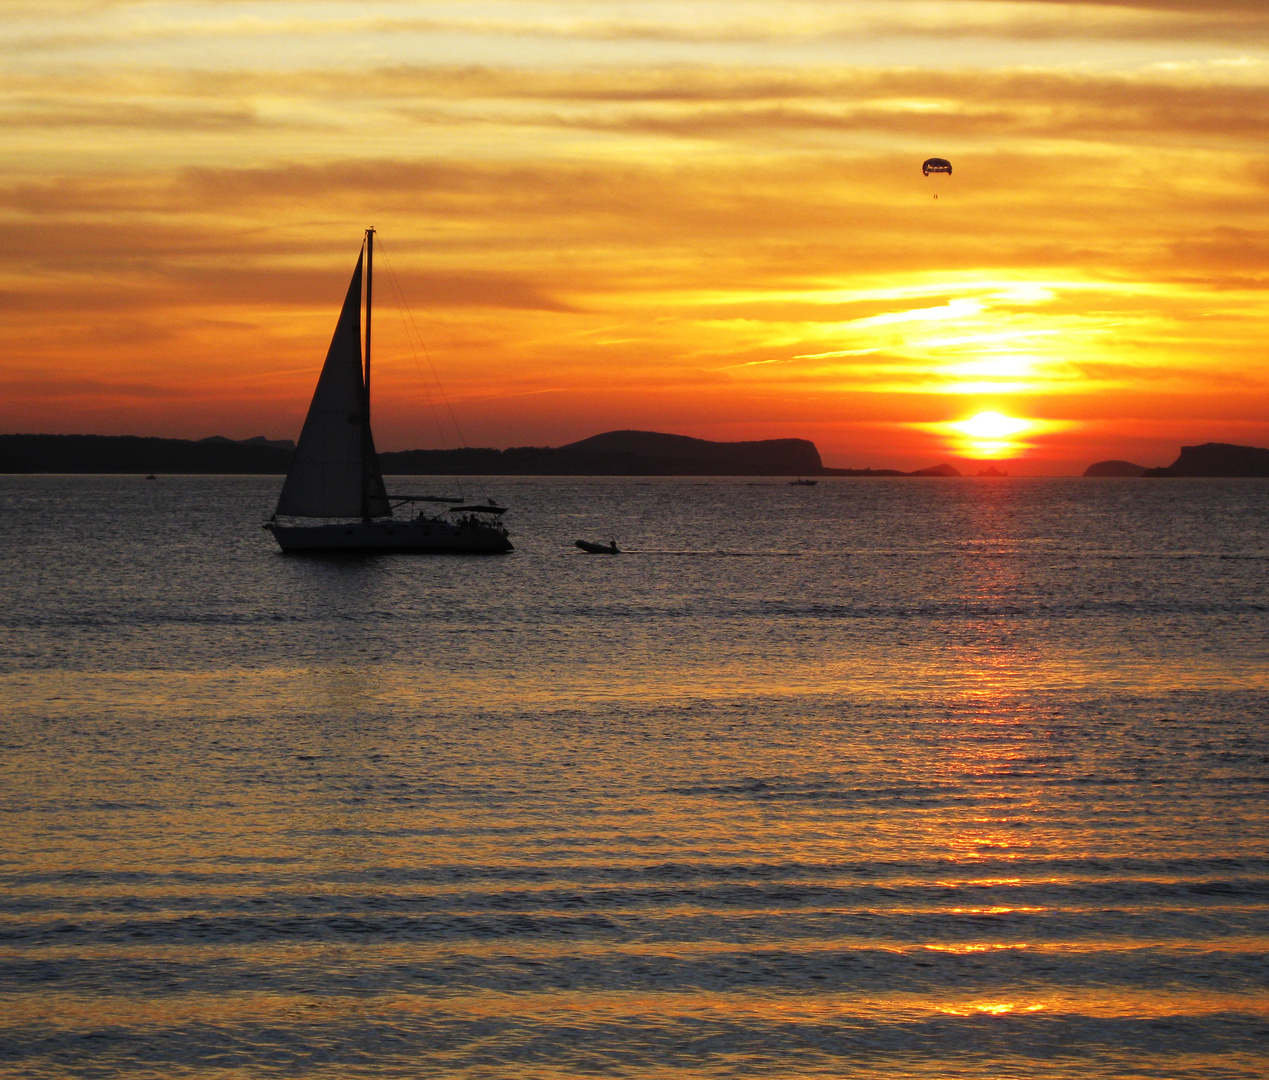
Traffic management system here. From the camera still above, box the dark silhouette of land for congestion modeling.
[0,434,295,474]
[1083,460,1148,477]
[1083,444,1269,477]
[0,429,961,477]
[381,430,823,476]
[13,431,1266,478]
[198,435,296,452]
[1141,442,1269,477]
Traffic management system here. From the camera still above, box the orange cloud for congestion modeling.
[3,5,1269,473]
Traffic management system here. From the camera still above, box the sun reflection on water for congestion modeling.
[936,1001,1049,1016]
[4,477,1267,1077]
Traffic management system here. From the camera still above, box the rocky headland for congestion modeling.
[1141,442,1269,477]
[1085,443,1269,477]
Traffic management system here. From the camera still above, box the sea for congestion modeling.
[1,474,1266,1080]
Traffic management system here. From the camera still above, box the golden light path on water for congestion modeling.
[1,475,1267,1079]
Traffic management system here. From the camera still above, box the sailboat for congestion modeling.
[265,229,513,554]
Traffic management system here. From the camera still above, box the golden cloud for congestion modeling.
[5,1,1269,54]
[2,4,1269,466]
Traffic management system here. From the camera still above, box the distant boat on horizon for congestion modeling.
[264,229,512,554]
[789,478,818,486]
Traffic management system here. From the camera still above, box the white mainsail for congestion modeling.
[274,249,390,519]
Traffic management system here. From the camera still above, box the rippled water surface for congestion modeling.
[1,475,1267,1079]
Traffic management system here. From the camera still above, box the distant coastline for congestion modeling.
[0,434,296,475]
[0,430,962,477]
[7,431,1267,478]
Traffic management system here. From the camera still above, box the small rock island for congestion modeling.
[1083,460,1148,477]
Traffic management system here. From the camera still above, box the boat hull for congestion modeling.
[266,518,512,554]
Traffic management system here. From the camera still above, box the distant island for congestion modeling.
[0,429,962,477]
[1083,459,1148,477]
[1084,442,1269,478]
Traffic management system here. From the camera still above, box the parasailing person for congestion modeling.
[922,157,952,198]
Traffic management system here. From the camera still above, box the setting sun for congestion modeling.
[930,411,1041,460]
[952,412,1034,440]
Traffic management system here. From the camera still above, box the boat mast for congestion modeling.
[364,226,374,418]
[361,226,375,522]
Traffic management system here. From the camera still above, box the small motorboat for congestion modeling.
[789,478,818,486]
[575,539,620,554]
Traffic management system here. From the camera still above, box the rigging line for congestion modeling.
[381,256,450,450]
[377,239,470,451]
[375,244,446,441]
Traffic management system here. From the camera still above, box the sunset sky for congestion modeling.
[4,0,1269,473]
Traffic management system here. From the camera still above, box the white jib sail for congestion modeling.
[274,249,391,519]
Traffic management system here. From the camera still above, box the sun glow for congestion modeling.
[952,412,1033,440]
[946,356,1036,381]
[930,411,1040,460]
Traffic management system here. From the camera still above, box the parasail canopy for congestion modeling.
[922,158,952,176]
